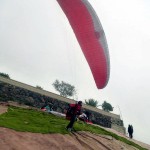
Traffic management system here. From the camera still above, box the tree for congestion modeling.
[85,99,99,107]
[36,85,43,90]
[52,80,76,98]
[102,101,113,112]
[0,72,10,79]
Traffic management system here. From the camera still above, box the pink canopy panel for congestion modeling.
[57,0,110,89]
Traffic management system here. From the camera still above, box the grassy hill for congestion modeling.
[0,106,147,150]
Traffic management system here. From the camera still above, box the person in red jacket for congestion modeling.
[66,101,82,131]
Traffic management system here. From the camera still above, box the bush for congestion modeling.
[0,72,10,79]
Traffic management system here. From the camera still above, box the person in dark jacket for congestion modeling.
[128,124,134,138]
[66,101,82,131]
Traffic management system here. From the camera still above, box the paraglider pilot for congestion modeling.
[66,101,82,131]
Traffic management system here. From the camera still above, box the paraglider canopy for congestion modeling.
[57,0,110,89]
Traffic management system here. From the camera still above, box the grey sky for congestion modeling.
[0,0,150,144]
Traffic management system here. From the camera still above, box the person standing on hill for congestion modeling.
[130,125,133,138]
[66,101,82,131]
[128,124,134,139]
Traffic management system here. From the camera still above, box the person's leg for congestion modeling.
[129,133,131,138]
[67,115,76,130]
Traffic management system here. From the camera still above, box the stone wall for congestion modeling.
[111,124,126,134]
[0,76,125,133]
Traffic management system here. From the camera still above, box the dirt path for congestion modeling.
[0,128,140,150]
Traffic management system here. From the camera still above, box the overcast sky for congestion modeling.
[0,0,150,144]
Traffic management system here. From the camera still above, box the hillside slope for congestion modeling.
[0,127,142,150]
[0,104,149,150]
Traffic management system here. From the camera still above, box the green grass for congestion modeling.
[0,106,147,150]
[0,106,69,134]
